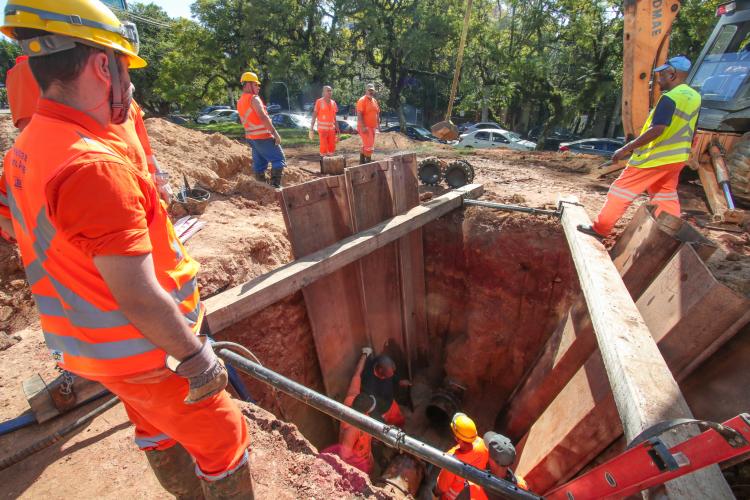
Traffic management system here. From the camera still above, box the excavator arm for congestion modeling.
[622,0,682,138]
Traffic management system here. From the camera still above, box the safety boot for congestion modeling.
[253,171,266,183]
[359,153,366,165]
[145,444,204,499]
[365,155,373,163]
[200,461,255,500]
[270,168,283,189]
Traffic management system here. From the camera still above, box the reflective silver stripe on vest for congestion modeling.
[171,277,198,304]
[170,239,183,261]
[6,184,28,234]
[184,301,202,327]
[44,330,157,360]
[673,108,699,122]
[195,450,248,482]
[135,433,172,450]
[240,107,254,128]
[628,147,691,166]
[25,260,45,286]
[0,191,8,206]
[245,123,267,132]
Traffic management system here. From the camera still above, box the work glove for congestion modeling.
[166,340,228,404]
[361,346,373,357]
[308,129,314,140]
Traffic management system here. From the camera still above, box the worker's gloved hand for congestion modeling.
[361,346,373,357]
[308,129,314,140]
[167,342,228,404]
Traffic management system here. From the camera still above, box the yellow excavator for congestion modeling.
[623,0,750,223]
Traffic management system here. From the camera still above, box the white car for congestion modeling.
[460,121,505,134]
[455,129,536,151]
[196,109,240,124]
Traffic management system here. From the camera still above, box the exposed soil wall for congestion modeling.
[422,207,579,431]
[215,293,336,449]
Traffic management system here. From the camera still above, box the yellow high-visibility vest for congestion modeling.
[628,84,701,169]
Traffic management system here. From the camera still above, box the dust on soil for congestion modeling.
[2,113,749,497]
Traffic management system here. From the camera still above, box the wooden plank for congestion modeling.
[204,184,484,333]
[516,246,748,495]
[557,201,732,499]
[390,154,428,375]
[345,160,407,370]
[698,161,729,217]
[279,176,368,399]
[321,155,346,175]
[498,205,712,441]
[23,373,106,423]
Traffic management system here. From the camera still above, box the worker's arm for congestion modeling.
[251,95,282,145]
[357,110,368,133]
[309,107,318,140]
[346,350,370,398]
[339,426,359,461]
[0,173,15,241]
[612,125,667,162]
[94,254,201,359]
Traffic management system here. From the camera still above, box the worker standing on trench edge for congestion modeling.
[320,347,377,475]
[356,83,380,164]
[237,71,286,188]
[0,1,253,498]
[578,55,702,240]
[360,353,411,427]
[433,413,490,500]
[309,85,341,164]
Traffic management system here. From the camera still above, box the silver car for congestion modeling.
[455,129,537,151]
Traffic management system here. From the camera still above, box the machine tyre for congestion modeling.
[418,158,445,186]
[444,160,475,188]
[726,132,750,207]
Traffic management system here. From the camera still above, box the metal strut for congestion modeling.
[463,199,561,217]
[217,348,541,500]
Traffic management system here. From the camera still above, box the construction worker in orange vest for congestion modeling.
[320,346,377,474]
[433,413,490,500]
[237,71,286,188]
[1,1,252,498]
[309,85,341,161]
[477,432,528,498]
[356,83,380,164]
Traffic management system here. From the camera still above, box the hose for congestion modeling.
[0,396,120,472]
[0,412,36,437]
[211,341,288,421]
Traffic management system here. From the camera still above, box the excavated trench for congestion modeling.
[215,206,578,453]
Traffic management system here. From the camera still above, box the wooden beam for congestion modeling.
[205,184,483,333]
[557,200,732,498]
[499,205,713,441]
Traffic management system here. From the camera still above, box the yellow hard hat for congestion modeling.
[241,71,260,84]
[450,413,478,443]
[2,0,146,68]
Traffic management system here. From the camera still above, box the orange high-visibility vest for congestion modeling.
[237,93,273,140]
[438,438,490,500]
[314,98,338,133]
[6,56,40,129]
[356,95,380,129]
[4,99,203,379]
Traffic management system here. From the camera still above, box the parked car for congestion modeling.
[194,105,231,122]
[196,109,240,125]
[382,124,444,143]
[272,112,311,129]
[460,121,505,134]
[266,103,282,114]
[558,138,624,158]
[455,129,536,151]
[337,119,358,135]
[166,114,189,125]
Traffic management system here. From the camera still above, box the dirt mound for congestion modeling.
[0,114,17,154]
[480,148,600,173]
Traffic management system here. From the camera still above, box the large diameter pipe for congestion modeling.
[709,144,736,210]
[463,199,560,217]
[218,349,540,500]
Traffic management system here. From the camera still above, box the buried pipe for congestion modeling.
[217,348,541,500]
[379,453,425,496]
[463,199,560,217]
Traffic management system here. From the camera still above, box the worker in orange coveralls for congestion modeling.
[1,50,172,243]
[320,347,377,474]
[310,85,341,161]
[356,82,380,164]
[433,413,489,500]
[578,56,701,240]
[1,1,251,497]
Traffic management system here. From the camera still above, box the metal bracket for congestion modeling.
[628,417,750,450]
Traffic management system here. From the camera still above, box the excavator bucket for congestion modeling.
[431,120,459,141]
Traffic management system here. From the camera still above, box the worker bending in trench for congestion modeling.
[360,353,411,427]
[1,1,251,497]
[433,413,489,500]
[320,347,377,474]
[578,56,701,240]
[309,85,341,162]
[357,83,381,164]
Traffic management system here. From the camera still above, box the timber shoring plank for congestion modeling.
[519,203,732,497]
[498,204,713,441]
[390,154,428,374]
[278,176,368,400]
[345,161,406,368]
[204,184,484,333]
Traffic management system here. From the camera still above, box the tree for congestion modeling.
[0,39,22,82]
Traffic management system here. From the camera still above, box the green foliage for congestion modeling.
[0,39,22,82]
[122,0,726,140]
